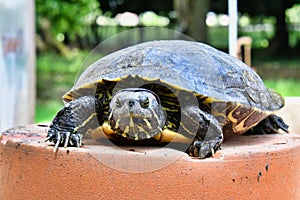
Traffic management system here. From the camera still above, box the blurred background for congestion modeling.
[1,0,300,128]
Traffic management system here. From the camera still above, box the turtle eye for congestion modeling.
[139,97,149,109]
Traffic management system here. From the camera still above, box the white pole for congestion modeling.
[228,0,238,57]
[0,0,35,131]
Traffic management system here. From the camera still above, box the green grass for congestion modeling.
[35,51,88,123]
[36,51,88,101]
[35,101,63,123]
[253,57,300,96]
[264,79,300,96]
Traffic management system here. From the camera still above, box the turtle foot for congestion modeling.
[46,127,83,152]
[45,96,101,152]
[246,115,289,135]
[188,137,222,158]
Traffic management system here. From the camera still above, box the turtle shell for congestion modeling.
[65,40,283,111]
[63,40,284,133]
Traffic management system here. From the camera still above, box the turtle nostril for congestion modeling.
[129,100,135,108]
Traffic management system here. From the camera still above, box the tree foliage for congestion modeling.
[36,0,101,54]
[238,0,299,54]
[211,0,300,54]
[35,0,300,55]
[99,0,173,16]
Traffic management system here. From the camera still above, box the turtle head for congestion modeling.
[108,88,165,140]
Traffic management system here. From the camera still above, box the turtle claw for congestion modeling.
[189,138,222,158]
[64,132,71,148]
[70,133,83,148]
[53,137,60,153]
[46,127,83,152]
[45,129,62,152]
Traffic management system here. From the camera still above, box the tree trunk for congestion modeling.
[267,1,293,55]
[174,0,210,42]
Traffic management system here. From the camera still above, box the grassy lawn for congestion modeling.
[253,57,300,97]
[264,79,300,96]
[35,52,87,123]
[35,101,63,123]
[35,52,300,123]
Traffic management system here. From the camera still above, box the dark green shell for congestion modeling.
[65,40,283,113]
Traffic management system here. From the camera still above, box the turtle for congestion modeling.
[45,40,289,158]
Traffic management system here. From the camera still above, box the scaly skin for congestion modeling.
[46,96,101,152]
[46,92,288,158]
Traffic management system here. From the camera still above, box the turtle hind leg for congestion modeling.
[246,114,289,135]
[181,106,224,158]
[46,96,101,152]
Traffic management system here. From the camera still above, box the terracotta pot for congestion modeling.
[1,124,300,199]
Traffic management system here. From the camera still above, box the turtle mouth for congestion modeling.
[120,113,152,119]
[109,114,161,140]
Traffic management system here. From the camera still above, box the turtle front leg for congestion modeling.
[46,96,101,152]
[182,106,223,158]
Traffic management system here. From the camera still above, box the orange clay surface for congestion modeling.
[1,124,300,200]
